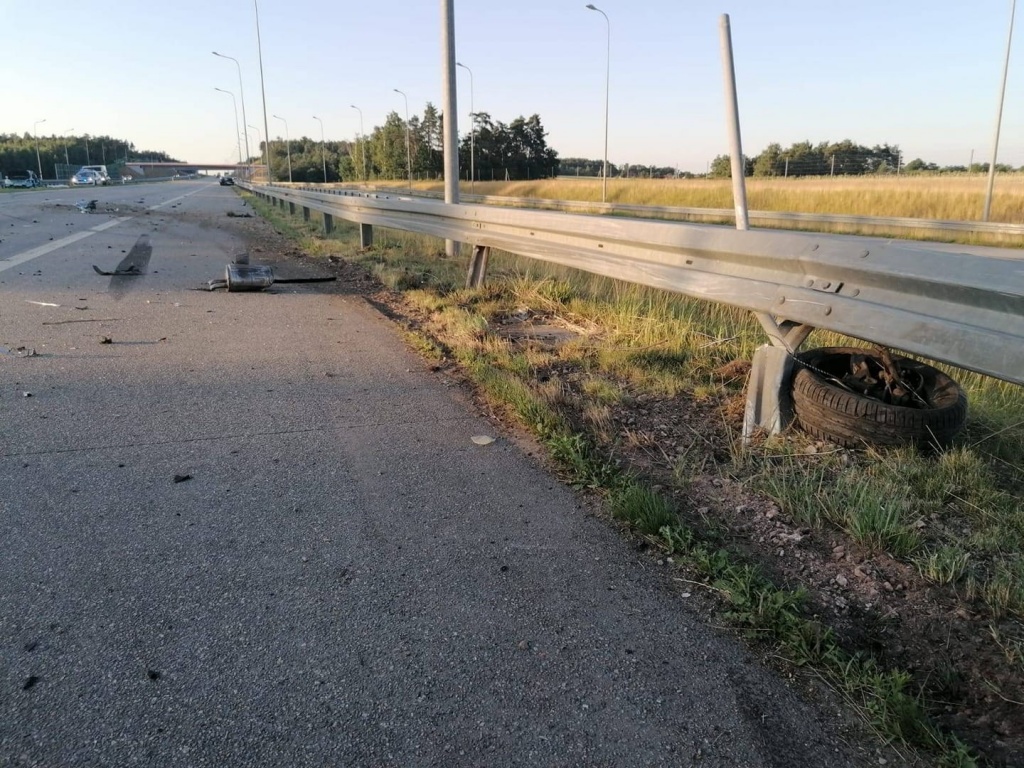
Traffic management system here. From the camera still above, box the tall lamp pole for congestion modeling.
[33,118,46,179]
[983,0,1017,221]
[63,128,74,166]
[273,114,292,182]
[456,61,475,191]
[585,3,610,203]
[394,88,412,189]
[254,0,272,181]
[215,87,243,164]
[248,123,267,176]
[312,115,328,183]
[212,51,251,170]
[350,105,367,181]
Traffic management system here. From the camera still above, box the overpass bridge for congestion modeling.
[125,161,266,179]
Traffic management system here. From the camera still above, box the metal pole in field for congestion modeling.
[442,0,460,258]
[33,118,46,179]
[718,14,749,230]
[456,61,474,192]
[254,0,273,182]
[394,88,412,189]
[313,115,328,183]
[969,148,975,174]
[214,88,243,164]
[350,106,367,181]
[586,4,610,203]
[213,52,252,175]
[983,0,1016,221]
[273,115,292,182]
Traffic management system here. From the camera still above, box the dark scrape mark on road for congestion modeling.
[107,234,153,301]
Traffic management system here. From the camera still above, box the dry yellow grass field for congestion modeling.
[414,174,1024,225]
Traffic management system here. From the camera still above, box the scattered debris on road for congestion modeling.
[92,264,142,277]
[200,263,337,292]
[25,300,60,307]
[99,336,112,344]
[75,200,97,213]
[173,474,192,484]
[471,435,496,445]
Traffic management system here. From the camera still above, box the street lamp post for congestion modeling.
[586,3,610,203]
[212,51,251,171]
[63,128,74,167]
[248,124,267,177]
[33,118,46,179]
[273,114,292,182]
[350,105,367,181]
[456,61,475,190]
[983,0,1017,221]
[215,87,243,164]
[312,115,328,183]
[254,0,272,182]
[394,88,412,189]
[84,135,91,164]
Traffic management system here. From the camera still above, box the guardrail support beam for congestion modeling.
[323,213,334,235]
[288,201,296,216]
[741,313,814,442]
[466,245,490,289]
[360,223,373,249]
[303,206,310,222]
[742,344,795,443]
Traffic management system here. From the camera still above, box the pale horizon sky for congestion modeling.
[2,0,1021,173]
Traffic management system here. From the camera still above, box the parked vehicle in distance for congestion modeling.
[3,170,41,188]
[71,169,104,186]
[80,165,110,184]
[219,176,235,186]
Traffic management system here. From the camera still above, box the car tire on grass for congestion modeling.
[791,346,967,449]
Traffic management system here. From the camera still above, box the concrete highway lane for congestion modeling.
[2,181,865,766]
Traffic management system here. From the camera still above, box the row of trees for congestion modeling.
[0,133,178,178]
[558,158,679,178]
[259,105,560,183]
[708,140,1023,178]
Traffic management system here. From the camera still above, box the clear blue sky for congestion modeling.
[3,0,1020,172]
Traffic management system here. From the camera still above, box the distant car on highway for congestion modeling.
[3,170,41,188]
[219,176,235,186]
[80,165,111,184]
[71,169,104,186]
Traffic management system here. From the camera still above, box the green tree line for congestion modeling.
[0,133,178,179]
[707,140,1023,178]
[260,104,559,183]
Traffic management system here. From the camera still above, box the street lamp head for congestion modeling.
[586,3,597,9]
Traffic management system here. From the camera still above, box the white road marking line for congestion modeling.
[0,231,95,273]
[0,187,206,273]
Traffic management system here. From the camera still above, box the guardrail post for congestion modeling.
[360,223,373,249]
[288,201,296,215]
[323,213,334,235]
[742,315,813,442]
[466,245,490,288]
[303,206,310,222]
[742,345,794,442]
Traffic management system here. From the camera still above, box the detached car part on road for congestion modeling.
[791,346,968,448]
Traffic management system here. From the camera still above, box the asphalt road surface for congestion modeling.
[2,181,865,766]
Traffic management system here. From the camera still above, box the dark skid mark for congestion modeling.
[108,234,153,301]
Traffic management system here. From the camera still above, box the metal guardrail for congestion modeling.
[243,182,1023,390]
[316,184,1024,239]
